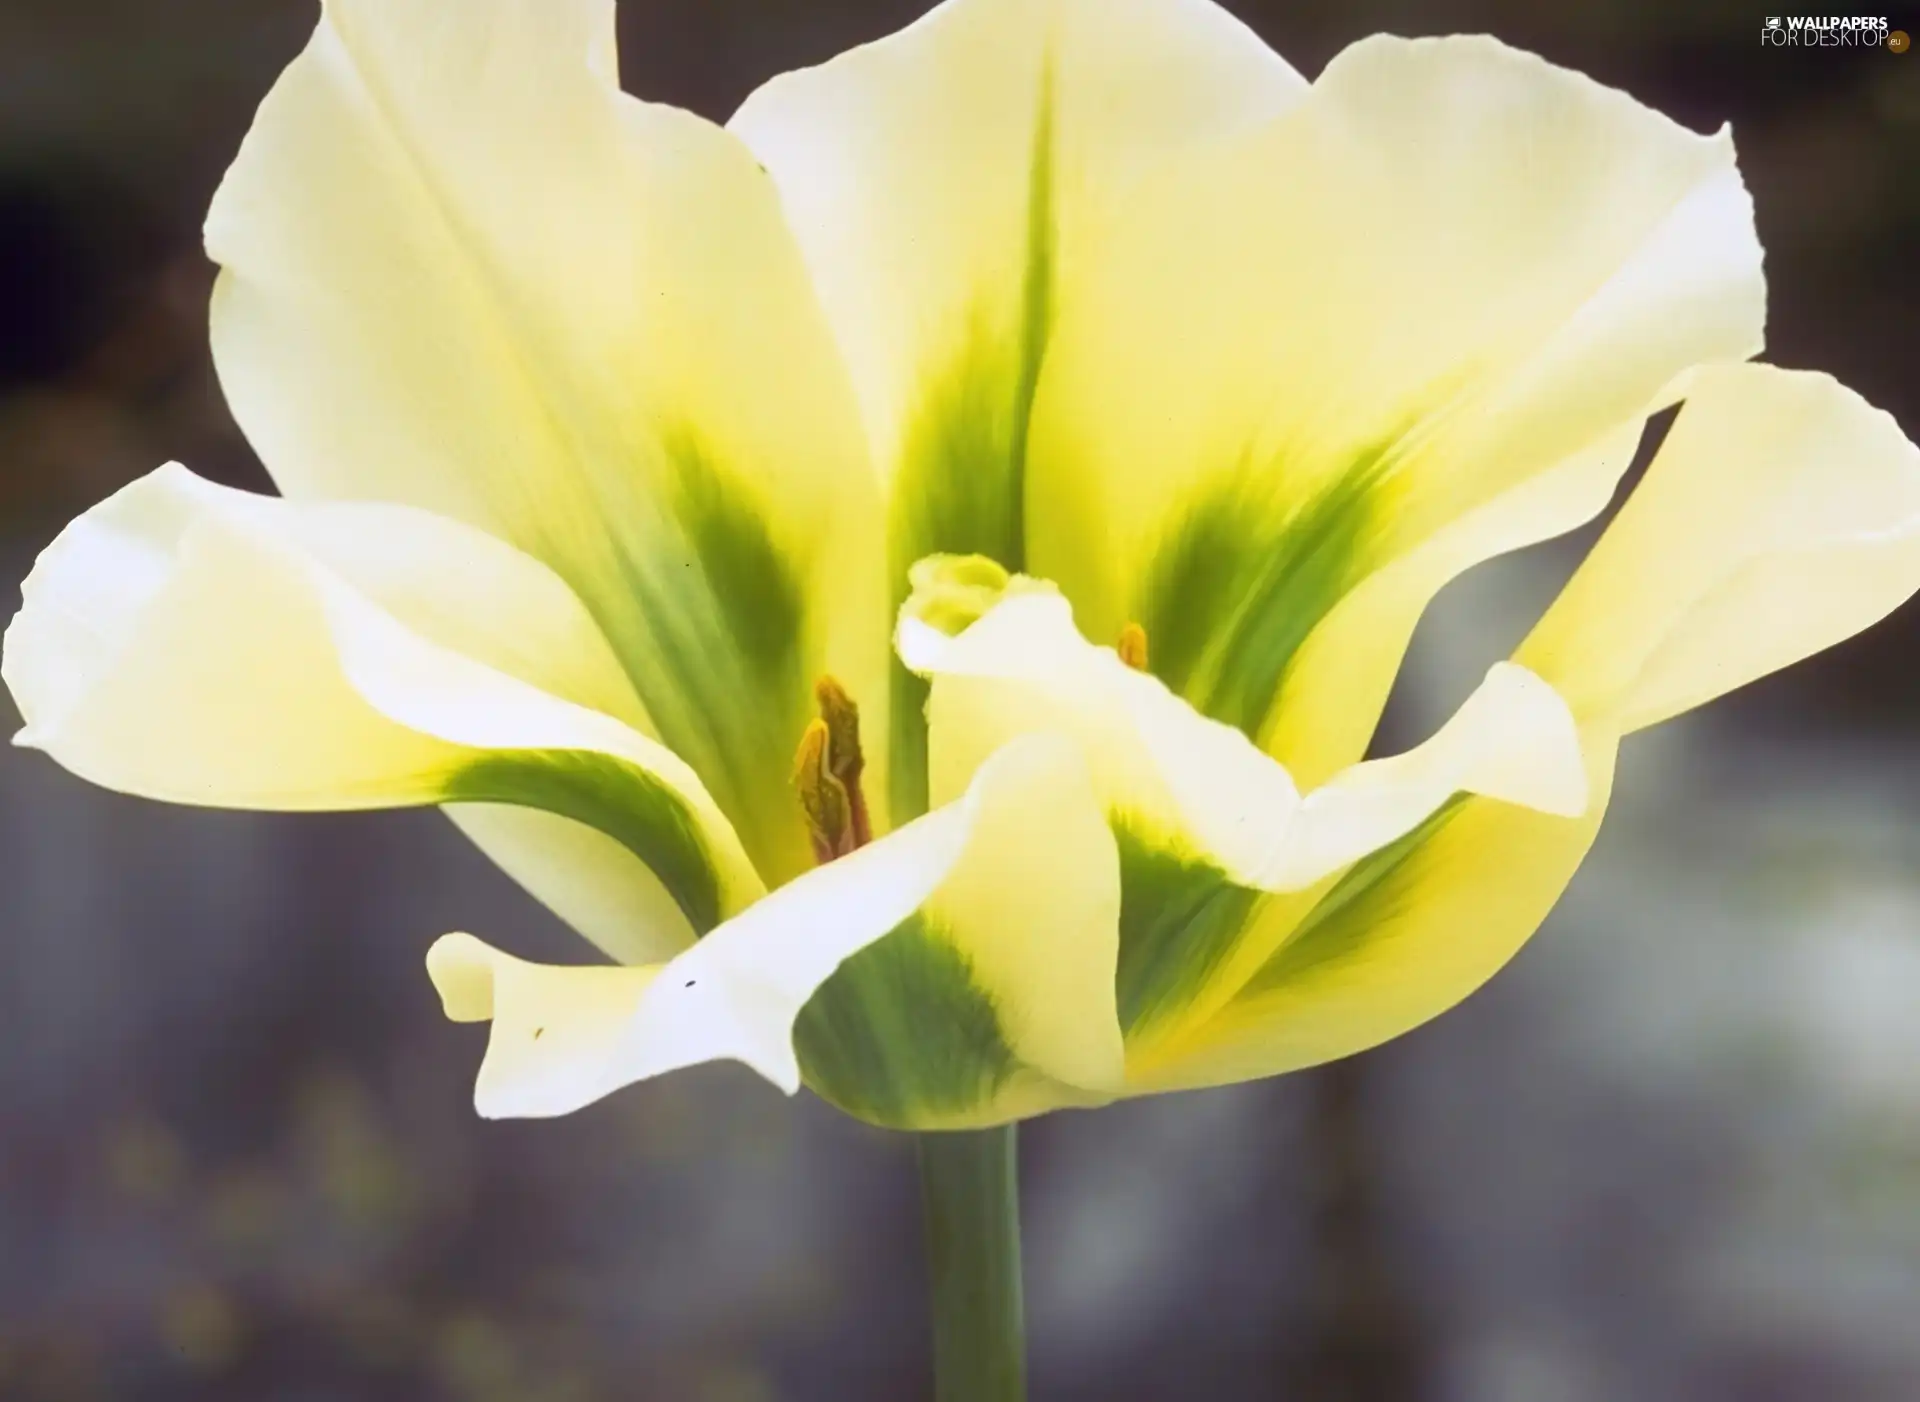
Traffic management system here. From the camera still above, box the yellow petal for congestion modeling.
[1145,664,1586,1049]
[1133,369,1920,1093]
[1130,741,1618,1094]
[428,734,1120,1122]
[2,465,759,961]
[732,0,1302,479]
[1026,33,1764,785]
[1520,365,1920,732]
[207,0,881,876]
[731,0,1304,821]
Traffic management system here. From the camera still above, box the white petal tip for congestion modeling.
[425,932,498,1022]
[733,1046,804,1097]
[472,1090,566,1122]
[472,1093,558,1122]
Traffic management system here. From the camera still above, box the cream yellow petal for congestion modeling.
[1026,33,1764,784]
[1130,742,1618,1095]
[2,465,759,959]
[1519,365,1920,733]
[1133,370,1920,1093]
[904,730,1122,1101]
[429,734,1120,1122]
[207,0,881,875]
[427,934,664,1118]
[1147,663,1587,1047]
[732,0,1302,476]
[731,0,1303,821]
[426,798,960,1118]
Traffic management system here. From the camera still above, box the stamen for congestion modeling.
[1117,622,1149,672]
[792,676,872,862]
[814,675,872,849]
[792,719,853,863]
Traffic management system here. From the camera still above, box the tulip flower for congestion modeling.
[8,0,1918,1394]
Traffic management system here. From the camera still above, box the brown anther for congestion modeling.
[792,677,873,863]
[792,719,853,863]
[814,677,863,781]
[813,675,872,850]
[1116,622,1150,672]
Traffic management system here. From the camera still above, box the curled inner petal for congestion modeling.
[1,464,763,964]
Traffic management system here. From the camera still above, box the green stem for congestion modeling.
[916,1125,1027,1401]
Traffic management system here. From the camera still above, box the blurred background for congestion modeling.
[1,1,1917,1398]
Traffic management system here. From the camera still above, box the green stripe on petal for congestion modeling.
[732,0,1303,501]
[1128,747,1615,1095]
[796,913,1021,1125]
[1237,800,1463,1002]
[603,430,815,879]
[1112,824,1259,1040]
[882,50,1061,581]
[1112,663,1581,1055]
[882,68,1059,823]
[799,729,1123,1130]
[1137,447,1388,737]
[445,751,723,936]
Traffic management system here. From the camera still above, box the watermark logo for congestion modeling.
[1759,15,1905,48]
